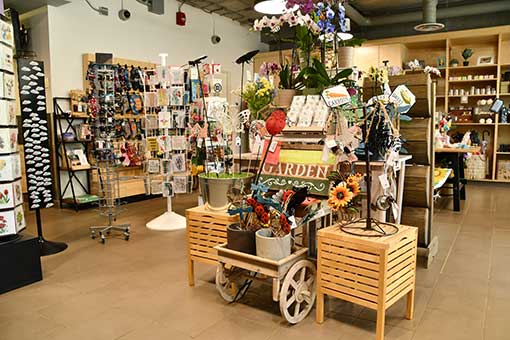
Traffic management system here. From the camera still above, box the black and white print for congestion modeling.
[17,59,54,210]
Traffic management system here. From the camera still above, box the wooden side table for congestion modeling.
[316,223,418,340]
[185,205,239,286]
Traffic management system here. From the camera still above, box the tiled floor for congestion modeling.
[1,183,509,340]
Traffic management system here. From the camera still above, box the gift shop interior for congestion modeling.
[2,0,510,339]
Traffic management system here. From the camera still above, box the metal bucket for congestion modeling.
[256,228,291,261]
[198,173,255,211]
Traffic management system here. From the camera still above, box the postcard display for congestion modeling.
[144,54,189,231]
[0,20,25,238]
[18,59,54,211]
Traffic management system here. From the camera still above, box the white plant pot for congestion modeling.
[256,228,291,261]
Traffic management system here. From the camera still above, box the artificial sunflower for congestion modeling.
[346,180,360,198]
[328,183,353,211]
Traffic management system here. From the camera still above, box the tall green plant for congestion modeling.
[295,58,353,91]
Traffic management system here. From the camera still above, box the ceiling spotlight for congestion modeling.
[254,0,296,15]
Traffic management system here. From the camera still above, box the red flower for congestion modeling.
[260,213,269,224]
[279,214,287,225]
[282,190,294,203]
[283,222,291,234]
[3,189,8,195]
[265,110,286,136]
[246,198,256,206]
[254,204,265,216]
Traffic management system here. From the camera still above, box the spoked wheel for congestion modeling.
[215,263,251,303]
[279,260,316,324]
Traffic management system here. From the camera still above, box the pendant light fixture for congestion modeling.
[254,0,290,15]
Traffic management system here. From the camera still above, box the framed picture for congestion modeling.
[477,56,494,65]
[171,153,186,173]
[437,56,446,68]
[173,176,187,194]
[162,181,173,197]
[171,135,187,150]
[161,159,171,175]
[146,158,160,174]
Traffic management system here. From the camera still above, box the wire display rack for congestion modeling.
[87,64,130,244]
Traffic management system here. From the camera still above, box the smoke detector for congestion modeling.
[414,0,444,32]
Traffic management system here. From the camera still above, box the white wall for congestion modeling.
[47,0,267,100]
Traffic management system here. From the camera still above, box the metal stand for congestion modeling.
[88,64,130,243]
[340,106,399,237]
[36,208,68,256]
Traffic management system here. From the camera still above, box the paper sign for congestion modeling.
[390,85,416,114]
[322,85,350,108]
[262,139,281,165]
[378,174,390,190]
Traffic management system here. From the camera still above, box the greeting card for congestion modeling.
[170,86,184,106]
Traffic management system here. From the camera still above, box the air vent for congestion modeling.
[414,22,445,32]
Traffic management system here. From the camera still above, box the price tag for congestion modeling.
[379,174,390,190]
[235,136,241,146]
[288,216,298,230]
[269,139,278,153]
[394,161,401,171]
[326,138,337,149]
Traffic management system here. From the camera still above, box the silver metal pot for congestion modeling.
[198,173,254,211]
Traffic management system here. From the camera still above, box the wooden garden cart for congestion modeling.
[215,244,317,324]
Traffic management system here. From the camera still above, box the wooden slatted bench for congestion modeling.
[186,205,239,286]
[316,223,418,340]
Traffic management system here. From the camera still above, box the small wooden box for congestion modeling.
[186,205,239,286]
[316,223,418,340]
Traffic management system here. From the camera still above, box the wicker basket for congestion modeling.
[465,154,488,180]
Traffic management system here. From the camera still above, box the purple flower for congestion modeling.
[326,22,335,33]
[347,88,357,96]
[326,8,335,20]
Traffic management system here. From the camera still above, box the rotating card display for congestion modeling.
[17,59,54,210]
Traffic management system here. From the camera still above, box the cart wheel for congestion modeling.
[280,260,316,324]
[90,231,96,240]
[100,233,106,244]
[215,263,250,303]
[124,232,130,241]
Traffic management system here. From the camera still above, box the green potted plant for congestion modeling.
[275,62,304,107]
[462,48,474,66]
[450,58,460,67]
[295,58,353,95]
[337,37,366,68]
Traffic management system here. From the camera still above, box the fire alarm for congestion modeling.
[176,11,186,26]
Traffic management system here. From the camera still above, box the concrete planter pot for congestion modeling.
[255,228,291,261]
[337,46,354,68]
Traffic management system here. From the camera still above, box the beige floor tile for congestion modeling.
[493,230,510,248]
[428,274,488,319]
[0,313,63,340]
[441,249,490,279]
[412,308,484,340]
[118,321,191,340]
[194,316,277,340]
[337,318,414,340]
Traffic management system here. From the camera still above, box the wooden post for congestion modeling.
[376,250,388,340]
[316,235,325,324]
[406,289,415,320]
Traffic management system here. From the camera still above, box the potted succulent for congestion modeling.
[462,48,473,66]
[450,58,459,67]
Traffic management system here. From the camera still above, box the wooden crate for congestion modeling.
[316,223,418,340]
[186,205,239,286]
[403,165,431,208]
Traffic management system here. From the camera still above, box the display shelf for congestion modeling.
[448,94,496,98]
[448,79,497,83]
[448,65,498,71]
[60,165,92,171]
[499,93,510,96]
[453,123,495,126]
[497,152,510,155]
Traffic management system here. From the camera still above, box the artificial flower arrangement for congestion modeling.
[327,167,364,223]
[241,77,276,120]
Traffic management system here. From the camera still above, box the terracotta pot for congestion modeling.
[227,223,256,254]
[256,229,291,261]
[337,46,354,69]
[275,89,296,107]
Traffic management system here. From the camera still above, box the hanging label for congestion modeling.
[390,85,416,114]
[321,85,351,108]
[326,138,337,149]
[269,139,278,153]
[378,174,391,190]
[288,216,298,230]
[235,136,241,146]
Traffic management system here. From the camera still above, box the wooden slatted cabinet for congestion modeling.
[316,223,418,340]
[186,205,239,286]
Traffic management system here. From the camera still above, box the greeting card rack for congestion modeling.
[87,64,130,243]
